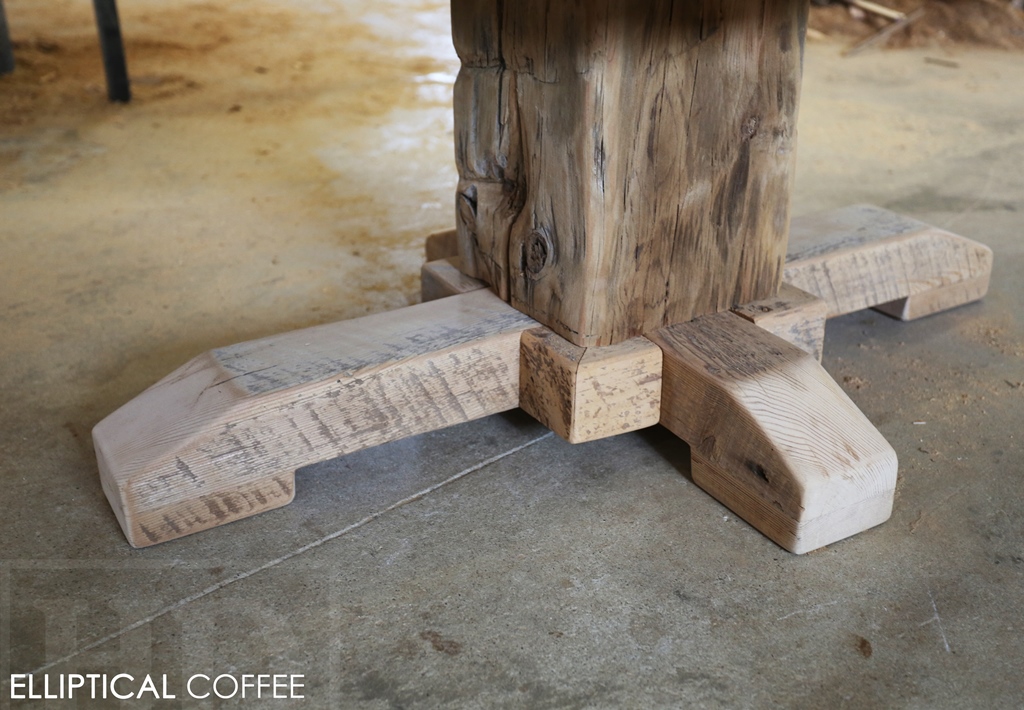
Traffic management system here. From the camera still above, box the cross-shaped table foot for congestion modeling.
[93,204,991,552]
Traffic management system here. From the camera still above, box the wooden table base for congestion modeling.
[93,205,992,552]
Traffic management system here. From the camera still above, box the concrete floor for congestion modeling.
[2,1,1023,707]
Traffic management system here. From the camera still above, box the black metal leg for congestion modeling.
[92,0,130,102]
[0,0,15,76]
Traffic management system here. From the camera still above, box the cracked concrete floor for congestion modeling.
[1,0,1022,707]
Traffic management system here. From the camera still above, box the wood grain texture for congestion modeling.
[648,311,897,553]
[425,229,459,262]
[519,328,662,443]
[93,290,538,547]
[452,0,524,299]
[874,276,991,321]
[452,0,807,346]
[421,256,486,302]
[785,204,993,319]
[732,283,828,361]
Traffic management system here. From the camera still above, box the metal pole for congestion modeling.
[92,0,130,102]
[0,0,15,76]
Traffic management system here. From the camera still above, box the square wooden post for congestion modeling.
[453,0,808,346]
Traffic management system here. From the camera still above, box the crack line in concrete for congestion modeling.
[924,588,952,654]
[25,432,554,677]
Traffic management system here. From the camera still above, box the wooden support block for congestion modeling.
[648,312,898,554]
[873,275,992,321]
[453,0,808,346]
[519,328,662,444]
[421,256,486,302]
[425,229,459,262]
[785,204,993,319]
[92,290,538,547]
[731,283,828,362]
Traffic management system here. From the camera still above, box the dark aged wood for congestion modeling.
[453,0,808,346]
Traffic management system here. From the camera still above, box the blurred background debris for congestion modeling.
[810,0,1024,51]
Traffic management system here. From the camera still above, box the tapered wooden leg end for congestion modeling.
[93,291,537,545]
[691,451,896,554]
[650,311,899,554]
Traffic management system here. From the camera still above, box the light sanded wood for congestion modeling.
[93,290,538,547]
[873,275,991,321]
[421,256,486,302]
[425,229,459,262]
[732,283,828,362]
[785,204,993,320]
[453,0,807,346]
[519,328,662,444]
[648,311,897,554]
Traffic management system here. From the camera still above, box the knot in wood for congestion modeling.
[741,115,761,141]
[524,230,552,278]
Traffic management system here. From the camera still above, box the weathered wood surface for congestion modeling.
[93,290,538,547]
[421,256,486,302]
[453,0,808,347]
[731,283,828,362]
[519,328,662,444]
[649,312,898,553]
[785,204,993,319]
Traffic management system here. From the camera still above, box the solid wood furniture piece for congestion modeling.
[0,0,130,101]
[93,1,992,553]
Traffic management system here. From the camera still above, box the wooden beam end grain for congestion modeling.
[520,328,662,444]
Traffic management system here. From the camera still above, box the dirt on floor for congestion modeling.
[3,0,1024,132]
[810,0,1024,50]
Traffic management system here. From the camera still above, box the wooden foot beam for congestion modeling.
[648,313,898,553]
[93,207,990,549]
[786,204,993,319]
[93,290,537,547]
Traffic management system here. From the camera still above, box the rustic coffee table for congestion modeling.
[93,0,992,553]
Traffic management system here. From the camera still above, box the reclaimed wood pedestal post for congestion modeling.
[92,1,993,553]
